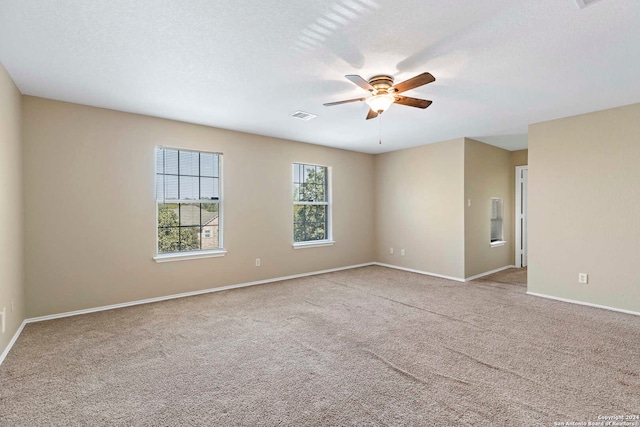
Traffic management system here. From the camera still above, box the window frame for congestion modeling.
[490,197,506,247]
[292,162,334,249]
[154,146,226,262]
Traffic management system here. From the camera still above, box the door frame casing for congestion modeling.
[515,166,528,268]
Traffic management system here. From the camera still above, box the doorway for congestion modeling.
[515,166,528,267]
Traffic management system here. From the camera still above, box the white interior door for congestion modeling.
[515,167,528,267]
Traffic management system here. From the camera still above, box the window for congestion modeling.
[293,163,331,245]
[490,197,504,246]
[155,147,223,257]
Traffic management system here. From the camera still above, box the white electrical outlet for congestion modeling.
[389,248,394,254]
[255,258,261,267]
[578,273,588,284]
[468,199,471,207]
[1,307,5,334]
[401,249,406,256]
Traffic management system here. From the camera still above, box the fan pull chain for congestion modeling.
[379,114,382,145]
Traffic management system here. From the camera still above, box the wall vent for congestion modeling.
[291,111,317,121]
[575,0,604,9]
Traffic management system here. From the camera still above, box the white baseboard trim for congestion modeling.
[373,263,466,282]
[0,319,27,366]
[526,292,640,317]
[26,262,376,324]
[372,263,518,283]
[465,265,517,282]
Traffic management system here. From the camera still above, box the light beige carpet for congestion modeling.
[477,267,527,287]
[1,266,638,426]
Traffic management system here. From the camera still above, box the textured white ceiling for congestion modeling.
[1,0,639,154]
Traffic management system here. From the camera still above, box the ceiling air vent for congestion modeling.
[291,111,317,121]
[575,0,604,8]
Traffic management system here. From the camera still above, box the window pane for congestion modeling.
[293,205,327,242]
[200,153,215,177]
[201,225,219,250]
[304,164,314,183]
[305,223,325,241]
[200,203,219,228]
[201,177,215,200]
[164,149,178,175]
[293,205,305,242]
[491,198,503,219]
[300,183,310,201]
[155,175,164,201]
[213,155,219,178]
[316,183,325,202]
[179,203,201,226]
[179,227,200,252]
[155,148,164,174]
[293,183,300,202]
[158,203,179,228]
[179,151,199,176]
[158,227,180,253]
[315,222,326,240]
[179,176,199,200]
[303,184,319,202]
[157,203,180,253]
[294,164,326,203]
[302,204,314,222]
[165,175,179,200]
[201,201,219,216]
[491,221,500,242]
[293,164,300,184]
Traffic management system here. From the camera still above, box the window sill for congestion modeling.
[154,249,227,263]
[293,240,335,249]
[490,241,507,248]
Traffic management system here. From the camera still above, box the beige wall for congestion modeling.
[511,149,528,168]
[529,103,640,312]
[464,139,513,278]
[22,97,375,318]
[0,63,25,355]
[374,139,465,279]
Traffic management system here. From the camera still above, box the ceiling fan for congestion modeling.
[323,72,435,120]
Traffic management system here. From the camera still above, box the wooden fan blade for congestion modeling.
[346,75,374,92]
[366,109,379,120]
[392,72,435,94]
[323,97,366,107]
[394,96,433,109]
